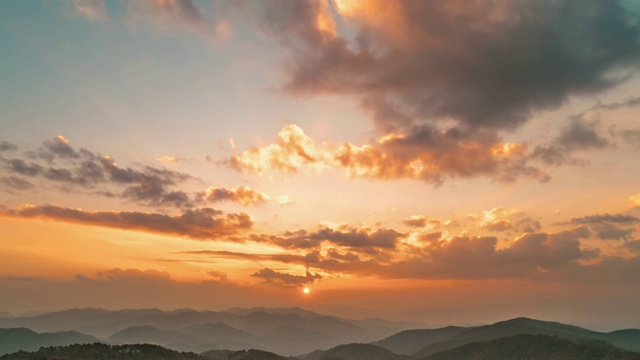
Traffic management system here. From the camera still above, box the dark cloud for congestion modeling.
[250,267,321,286]
[0,141,17,152]
[275,226,404,254]
[556,117,610,152]
[0,205,253,240]
[531,115,611,166]
[570,213,640,224]
[625,240,640,252]
[0,176,33,191]
[569,213,639,240]
[224,0,640,184]
[5,159,43,177]
[0,135,206,208]
[43,135,81,160]
[246,0,640,132]
[276,227,594,281]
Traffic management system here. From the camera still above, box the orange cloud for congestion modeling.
[196,186,269,206]
[228,124,548,185]
[0,205,253,241]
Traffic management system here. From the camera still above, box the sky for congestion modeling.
[1,0,640,330]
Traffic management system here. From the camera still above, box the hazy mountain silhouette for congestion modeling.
[0,328,100,355]
[372,317,640,357]
[423,334,640,360]
[3,310,640,358]
[0,307,420,356]
[300,343,406,360]
[0,312,13,319]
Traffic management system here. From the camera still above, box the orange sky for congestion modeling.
[1,0,640,329]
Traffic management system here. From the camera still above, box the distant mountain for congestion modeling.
[400,318,640,358]
[0,328,100,355]
[423,334,640,360]
[372,326,466,355]
[0,308,419,355]
[0,312,13,319]
[201,349,295,360]
[0,343,206,360]
[108,325,195,348]
[182,322,254,345]
[300,343,405,360]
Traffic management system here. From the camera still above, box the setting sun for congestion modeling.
[303,287,310,294]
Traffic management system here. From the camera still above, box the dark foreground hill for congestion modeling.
[423,334,640,360]
[0,328,100,355]
[0,343,206,360]
[300,343,406,360]
[201,349,296,360]
[373,317,640,357]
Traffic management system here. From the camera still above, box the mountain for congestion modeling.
[423,334,640,360]
[0,312,13,319]
[371,317,640,357]
[201,349,295,360]
[0,307,420,355]
[182,322,254,346]
[372,326,466,355]
[0,343,206,360]
[108,325,195,349]
[0,328,100,355]
[300,343,405,360]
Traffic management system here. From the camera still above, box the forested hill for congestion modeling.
[0,343,206,360]
[424,334,640,360]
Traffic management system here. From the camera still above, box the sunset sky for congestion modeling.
[2,0,640,330]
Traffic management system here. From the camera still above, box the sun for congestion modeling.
[303,287,310,294]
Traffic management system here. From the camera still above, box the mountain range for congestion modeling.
[0,307,420,356]
[1,308,639,359]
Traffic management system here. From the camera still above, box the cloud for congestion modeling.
[71,0,108,21]
[570,213,639,240]
[227,124,333,176]
[531,115,611,166]
[220,1,640,185]
[181,249,320,268]
[273,225,404,254]
[228,124,549,185]
[206,270,228,282]
[625,240,640,252]
[0,176,34,191]
[403,215,442,228]
[0,141,17,152]
[299,226,594,281]
[0,205,254,240]
[244,1,640,130]
[196,186,270,206]
[1,135,205,208]
[92,268,172,282]
[250,267,321,286]
[472,207,541,233]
